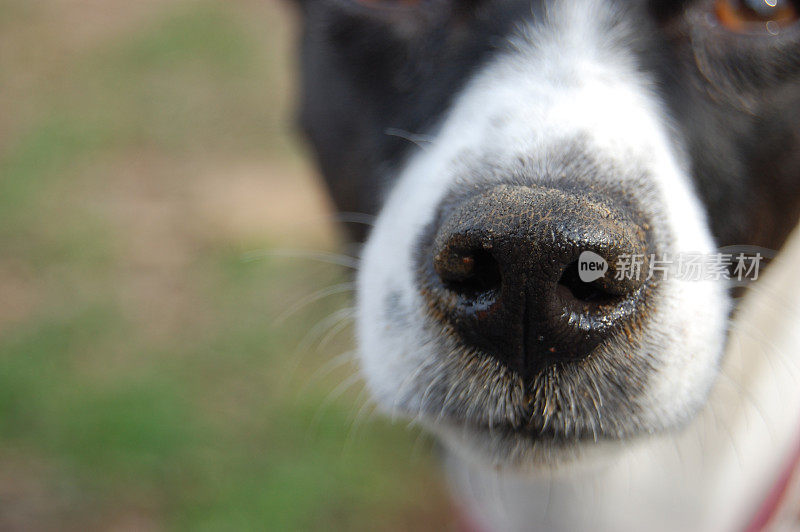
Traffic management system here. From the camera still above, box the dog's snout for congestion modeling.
[425,184,652,378]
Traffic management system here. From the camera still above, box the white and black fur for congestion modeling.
[292,0,800,530]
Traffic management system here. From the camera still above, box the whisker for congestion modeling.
[713,314,800,453]
[273,282,355,326]
[392,356,437,422]
[334,212,377,227]
[316,313,355,354]
[385,127,434,150]
[716,366,776,444]
[342,389,378,454]
[436,373,465,424]
[704,372,747,469]
[307,372,364,438]
[409,427,433,463]
[283,306,356,383]
[300,349,358,397]
[735,282,800,317]
[690,36,756,115]
[727,317,800,376]
[244,248,360,270]
[295,307,356,358]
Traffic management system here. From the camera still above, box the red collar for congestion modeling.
[745,438,800,532]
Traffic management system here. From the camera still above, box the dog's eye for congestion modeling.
[715,0,799,33]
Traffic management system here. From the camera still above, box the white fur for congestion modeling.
[354,0,797,529]
[448,225,800,531]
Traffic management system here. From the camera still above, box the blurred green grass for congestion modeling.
[0,1,451,529]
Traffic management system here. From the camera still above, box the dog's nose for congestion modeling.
[426,184,651,378]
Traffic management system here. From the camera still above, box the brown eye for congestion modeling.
[715,0,799,33]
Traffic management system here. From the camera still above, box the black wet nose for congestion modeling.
[426,184,651,379]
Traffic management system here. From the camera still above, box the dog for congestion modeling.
[290,0,800,530]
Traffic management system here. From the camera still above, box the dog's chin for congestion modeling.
[416,397,710,475]
[420,416,644,475]
[374,342,719,474]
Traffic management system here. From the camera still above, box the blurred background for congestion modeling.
[0,0,453,529]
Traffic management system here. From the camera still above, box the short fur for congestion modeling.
[292,0,800,530]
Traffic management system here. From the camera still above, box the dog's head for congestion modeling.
[294,0,800,469]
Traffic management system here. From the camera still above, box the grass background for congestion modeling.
[0,1,452,529]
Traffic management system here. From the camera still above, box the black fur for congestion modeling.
[292,0,800,451]
[295,0,800,250]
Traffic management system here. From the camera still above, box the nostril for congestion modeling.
[435,248,501,297]
[557,260,619,307]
